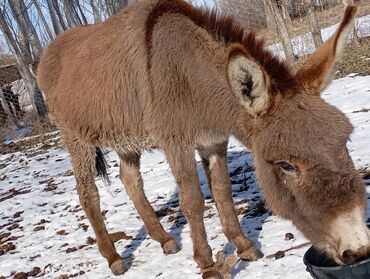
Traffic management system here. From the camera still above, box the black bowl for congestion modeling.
[303,246,370,279]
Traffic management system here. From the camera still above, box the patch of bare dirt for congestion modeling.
[0,131,60,155]
[11,267,41,279]
[0,188,31,203]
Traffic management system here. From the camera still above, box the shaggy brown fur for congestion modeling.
[37,0,369,277]
[145,0,296,93]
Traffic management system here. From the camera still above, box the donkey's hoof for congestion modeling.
[162,239,180,254]
[110,259,128,276]
[202,271,222,279]
[238,246,264,261]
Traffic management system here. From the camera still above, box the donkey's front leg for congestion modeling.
[198,142,263,261]
[118,151,179,254]
[163,147,220,279]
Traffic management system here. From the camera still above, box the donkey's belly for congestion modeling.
[103,132,159,153]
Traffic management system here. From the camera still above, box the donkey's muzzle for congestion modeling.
[341,246,370,265]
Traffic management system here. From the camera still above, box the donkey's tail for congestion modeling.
[96,147,110,184]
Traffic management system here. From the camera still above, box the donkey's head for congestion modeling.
[227,6,370,264]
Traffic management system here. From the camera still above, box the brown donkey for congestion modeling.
[37,0,370,277]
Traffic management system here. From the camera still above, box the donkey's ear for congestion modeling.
[227,53,270,117]
[295,6,357,93]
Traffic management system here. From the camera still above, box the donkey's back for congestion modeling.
[38,0,158,147]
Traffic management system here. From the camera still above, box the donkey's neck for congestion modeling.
[148,11,259,149]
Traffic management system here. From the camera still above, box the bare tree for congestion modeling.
[53,0,68,31]
[46,0,67,35]
[90,0,102,22]
[64,0,83,28]
[8,0,43,61]
[105,0,129,16]
[32,0,54,41]
[0,6,46,117]
[279,0,292,23]
[46,0,63,35]
[308,8,323,48]
[264,0,295,62]
[216,0,268,29]
[76,1,88,24]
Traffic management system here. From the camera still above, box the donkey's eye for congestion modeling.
[275,161,297,173]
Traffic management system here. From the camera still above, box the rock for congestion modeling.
[13,272,28,279]
[275,250,285,260]
[29,254,41,261]
[0,242,16,253]
[38,219,50,225]
[33,226,45,232]
[284,233,294,241]
[0,232,11,241]
[57,230,69,236]
[66,247,77,253]
[86,236,96,245]
[13,211,24,218]
[28,267,41,277]
[7,223,19,231]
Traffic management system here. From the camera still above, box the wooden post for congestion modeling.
[281,0,292,23]
[308,8,323,49]
[264,0,277,31]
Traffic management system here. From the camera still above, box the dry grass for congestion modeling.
[259,1,370,44]
[0,112,57,154]
[291,37,370,77]
[336,37,370,77]
[0,132,61,155]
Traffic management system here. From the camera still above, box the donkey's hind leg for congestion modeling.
[198,141,263,261]
[118,151,180,254]
[64,137,127,275]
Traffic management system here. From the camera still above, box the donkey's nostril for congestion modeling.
[341,250,356,265]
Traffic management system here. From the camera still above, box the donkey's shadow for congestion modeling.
[119,149,269,278]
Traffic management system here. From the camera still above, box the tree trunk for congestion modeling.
[63,0,82,28]
[17,33,33,65]
[46,0,63,35]
[105,0,128,16]
[281,0,292,23]
[115,0,129,14]
[263,0,277,30]
[32,0,54,41]
[90,0,102,22]
[0,8,46,117]
[105,0,115,16]
[264,0,295,62]
[8,0,43,61]
[308,8,323,49]
[52,0,68,31]
[76,1,88,25]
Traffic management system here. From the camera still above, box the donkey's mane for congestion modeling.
[145,0,297,92]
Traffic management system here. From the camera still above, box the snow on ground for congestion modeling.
[0,75,370,279]
[268,14,370,59]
